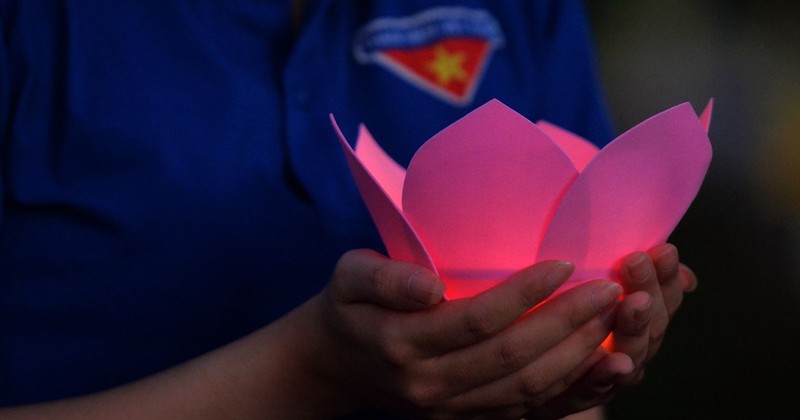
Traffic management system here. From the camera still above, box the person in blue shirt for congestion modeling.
[0,0,697,418]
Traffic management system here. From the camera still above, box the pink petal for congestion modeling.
[353,124,406,209]
[402,99,579,299]
[699,98,714,133]
[332,116,436,272]
[536,103,712,287]
[536,120,600,172]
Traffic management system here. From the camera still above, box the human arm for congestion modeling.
[0,249,626,419]
[0,297,343,419]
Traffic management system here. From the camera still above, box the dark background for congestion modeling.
[587,1,800,418]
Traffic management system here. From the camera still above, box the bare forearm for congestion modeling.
[0,299,343,419]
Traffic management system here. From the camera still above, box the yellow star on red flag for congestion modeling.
[427,44,468,86]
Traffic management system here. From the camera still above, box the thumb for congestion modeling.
[331,249,445,311]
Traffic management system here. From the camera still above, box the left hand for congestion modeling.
[515,244,698,419]
[607,243,698,387]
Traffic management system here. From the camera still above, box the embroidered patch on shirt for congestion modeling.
[353,7,505,106]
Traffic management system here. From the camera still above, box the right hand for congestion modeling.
[307,249,628,419]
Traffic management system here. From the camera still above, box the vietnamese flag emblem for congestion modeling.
[353,7,505,106]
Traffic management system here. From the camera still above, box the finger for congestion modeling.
[649,243,684,319]
[470,352,621,420]
[679,263,698,292]
[441,288,620,411]
[583,352,635,389]
[331,249,444,311]
[554,347,610,396]
[619,251,668,362]
[533,353,633,418]
[609,290,653,369]
[430,280,621,395]
[619,251,660,298]
[405,260,575,353]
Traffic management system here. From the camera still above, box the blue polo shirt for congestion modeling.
[0,0,613,406]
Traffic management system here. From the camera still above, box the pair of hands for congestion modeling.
[307,244,696,419]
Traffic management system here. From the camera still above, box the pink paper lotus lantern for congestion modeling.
[333,99,712,300]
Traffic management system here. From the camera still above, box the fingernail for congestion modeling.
[546,261,575,291]
[592,282,623,311]
[408,272,444,305]
[593,353,635,387]
[617,355,635,376]
[654,245,679,279]
[629,253,652,283]
[634,297,654,324]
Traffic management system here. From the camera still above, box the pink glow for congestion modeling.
[333,99,712,299]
